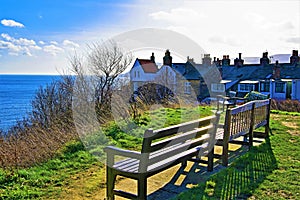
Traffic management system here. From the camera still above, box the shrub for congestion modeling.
[271,99,300,112]
[0,76,77,168]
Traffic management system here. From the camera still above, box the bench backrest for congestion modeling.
[225,99,271,140]
[139,113,220,172]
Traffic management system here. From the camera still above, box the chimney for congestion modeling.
[222,55,230,66]
[163,49,172,66]
[290,50,299,65]
[202,54,212,66]
[273,60,281,79]
[260,51,270,66]
[234,53,244,67]
[187,56,194,63]
[150,52,155,63]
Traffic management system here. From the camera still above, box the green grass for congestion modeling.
[0,140,101,199]
[270,109,300,116]
[173,114,300,200]
[2,107,298,199]
[0,106,212,199]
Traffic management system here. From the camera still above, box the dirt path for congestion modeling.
[54,145,250,200]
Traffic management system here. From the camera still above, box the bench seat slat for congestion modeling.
[148,145,203,172]
[113,159,139,171]
[148,135,210,166]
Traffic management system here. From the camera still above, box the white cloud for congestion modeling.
[144,0,300,57]
[1,33,36,46]
[1,19,25,28]
[1,33,42,56]
[149,8,206,24]
[63,39,80,48]
[1,33,13,41]
[43,44,64,56]
[0,40,22,53]
[17,38,36,46]
[50,41,58,45]
[39,41,45,45]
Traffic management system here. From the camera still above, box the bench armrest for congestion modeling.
[104,146,141,165]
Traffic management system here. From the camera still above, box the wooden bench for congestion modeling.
[215,99,271,166]
[104,113,220,200]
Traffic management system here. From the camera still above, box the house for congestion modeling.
[220,50,300,100]
[130,53,158,91]
[129,50,224,101]
[129,49,300,102]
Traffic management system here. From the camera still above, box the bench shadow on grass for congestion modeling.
[148,133,277,200]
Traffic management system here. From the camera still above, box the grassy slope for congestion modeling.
[173,113,300,200]
[0,106,212,199]
[0,108,299,199]
[0,140,103,199]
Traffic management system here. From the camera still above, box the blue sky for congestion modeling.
[0,0,299,74]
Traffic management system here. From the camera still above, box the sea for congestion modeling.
[0,75,61,132]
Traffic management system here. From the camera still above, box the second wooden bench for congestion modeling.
[214,99,271,166]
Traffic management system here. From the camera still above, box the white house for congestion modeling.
[130,57,158,92]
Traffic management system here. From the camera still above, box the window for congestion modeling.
[134,71,136,78]
[211,83,225,92]
[260,82,270,92]
[184,82,191,94]
[275,82,285,93]
[137,71,140,78]
[239,83,254,92]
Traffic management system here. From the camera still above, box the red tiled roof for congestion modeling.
[138,59,158,73]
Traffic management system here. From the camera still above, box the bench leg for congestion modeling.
[207,147,214,172]
[138,176,147,199]
[265,125,269,137]
[222,142,228,167]
[107,167,116,200]
[181,160,187,169]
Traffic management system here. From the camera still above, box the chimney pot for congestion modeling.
[150,52,155,63]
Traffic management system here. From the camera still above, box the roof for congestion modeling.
[222,62,300,80]
[137,59,158,73]
[171,62,222,82]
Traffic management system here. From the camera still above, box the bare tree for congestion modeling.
[71,40,133,123]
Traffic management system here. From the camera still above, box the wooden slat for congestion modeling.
[114,159,139,172]
[147,146,201,172]
[104,146,141,159]
[147,133,212,166]
[113,190,138,199]
[145,115,215,139]
[254,120,267,129]
[149,124,213,153]
[255,99,270,108]
[231,101,254,114]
